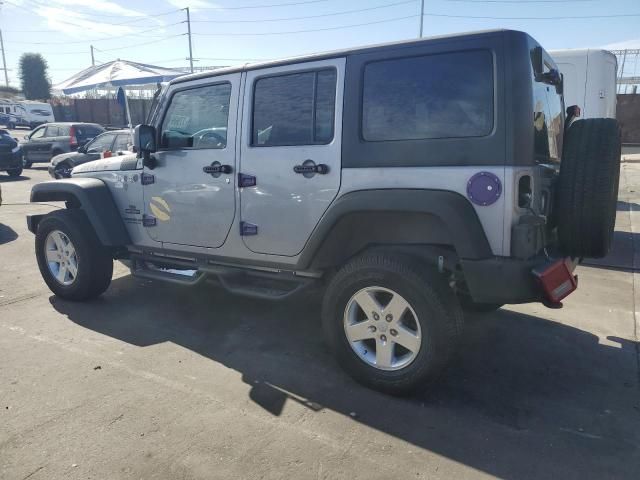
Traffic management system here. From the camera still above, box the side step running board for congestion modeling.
[129,258,315,300]
[130,259,206,286]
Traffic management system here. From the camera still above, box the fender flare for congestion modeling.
[297,189,493,269]
[29,178,130,246]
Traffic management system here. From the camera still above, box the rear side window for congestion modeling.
[113,134,131,152]
[252,69,336,147]
[58,125,70,136]
[362,50,494,141]
[75,125,104,139]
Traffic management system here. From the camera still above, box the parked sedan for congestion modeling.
[0,129,23,177]
[49,129,132,179]
[21,122,104,168]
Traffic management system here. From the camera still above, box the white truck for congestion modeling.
[0,100,55,129]
[551,49,618,119]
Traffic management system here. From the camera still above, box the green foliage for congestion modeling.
[18,53,51,100]
[0,85,21,95]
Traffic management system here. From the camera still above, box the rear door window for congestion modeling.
[362,50,494,141]
[251,69,336,146]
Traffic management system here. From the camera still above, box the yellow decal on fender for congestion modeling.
[149,196,171,221]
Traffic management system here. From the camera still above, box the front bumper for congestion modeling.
[0,149,22,170]
[461,255,578,305]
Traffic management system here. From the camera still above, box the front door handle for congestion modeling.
[293,161,329,176]
[203,161,232,177]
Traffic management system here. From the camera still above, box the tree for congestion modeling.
[18,53,51,100]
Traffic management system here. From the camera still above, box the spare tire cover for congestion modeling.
[556,118,621,258]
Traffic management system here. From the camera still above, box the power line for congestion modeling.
[190,0,415,23]
[4,22,185,45]
[193,14,418,36]
[195,0,331,10]
[422,11,640,19]
[94,34,186,52]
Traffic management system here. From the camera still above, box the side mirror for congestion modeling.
[134,124,157,169]
[134,124,157,155]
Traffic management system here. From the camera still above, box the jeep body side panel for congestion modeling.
[297,189,492,270]
[30,178,130,246]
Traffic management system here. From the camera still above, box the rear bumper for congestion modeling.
[0,150,22,170]
[461,255,578,305]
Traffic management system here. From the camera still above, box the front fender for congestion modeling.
[30,178,130,246]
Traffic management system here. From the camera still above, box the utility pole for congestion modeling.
[0,29,8,87]
[184,7,194,73]
[90,45,95,66]
[418,0,425,38]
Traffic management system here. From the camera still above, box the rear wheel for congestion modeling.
[322,254,463,395]
[8,122,15,129]
[35,210,113,301]
[6,166,22,177]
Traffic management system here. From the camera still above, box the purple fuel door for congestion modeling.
[466,171,502,206]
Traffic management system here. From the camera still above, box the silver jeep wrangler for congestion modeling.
[27,30,621,395]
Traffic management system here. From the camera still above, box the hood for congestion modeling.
[71,153,138,175]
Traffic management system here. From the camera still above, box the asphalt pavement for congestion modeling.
[0,165,638,479]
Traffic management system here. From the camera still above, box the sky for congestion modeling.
[0,0,639,88]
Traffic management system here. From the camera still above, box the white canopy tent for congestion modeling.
[52,60,185,95]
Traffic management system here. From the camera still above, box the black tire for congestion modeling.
[35,209,113,301]
[23,155,32,169]
[458,294,503,314]
[6,166,22,177]
[556,119,621,258]
[8,122,15,129]
[54,161,73,179]
[322,254,463,395]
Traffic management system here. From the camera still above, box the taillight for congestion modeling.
[69,126,78,148]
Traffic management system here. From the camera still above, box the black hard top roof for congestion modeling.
[171,29,526,85]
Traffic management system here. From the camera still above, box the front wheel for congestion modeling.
[35,210,113,301]
[54,162,73,179]
[22,155,32,169]
[322,254,463,395]
[6,166,22,177]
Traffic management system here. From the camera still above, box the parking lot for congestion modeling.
[0,165,639,479]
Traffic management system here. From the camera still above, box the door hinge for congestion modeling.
[238,173,256,188]
[240,221,258,236]
[142,215,157,227]
[141,173,155,185]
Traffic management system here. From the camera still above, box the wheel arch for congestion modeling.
[298,189,493,270]
[29,178,130,247]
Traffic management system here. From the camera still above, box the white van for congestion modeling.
[1,101,55,129]
[551,49,617,119]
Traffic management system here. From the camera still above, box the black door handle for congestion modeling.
[293,163,329,175]
[203,161,232,177]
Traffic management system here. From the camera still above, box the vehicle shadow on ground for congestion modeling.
[582,230,640,272]
[0,175,30,182]
[51,276,640,480]
[0,223,18,244]
[617,200,640,211]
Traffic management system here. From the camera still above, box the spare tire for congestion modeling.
[556,118,621,258]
